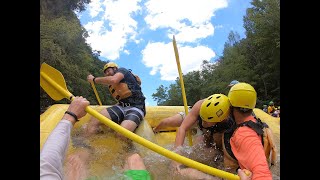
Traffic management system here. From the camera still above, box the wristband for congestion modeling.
[93,77,96,83]
[65,111,79,121]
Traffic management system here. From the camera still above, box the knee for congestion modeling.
[126,153,146,170]
[128,153,141,162]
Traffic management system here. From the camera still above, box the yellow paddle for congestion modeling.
[172,35,192,146]
[40,62,240,180]
[90,81,102,106]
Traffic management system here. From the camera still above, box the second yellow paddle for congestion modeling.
[172,35,192,146]
[90,81,102,106]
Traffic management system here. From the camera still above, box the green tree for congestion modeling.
[152,85,169,105]
[243,0,280,102]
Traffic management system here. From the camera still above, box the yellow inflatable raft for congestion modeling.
[40,105,280,179]
[40,62,280,179]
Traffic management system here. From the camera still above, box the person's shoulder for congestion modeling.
[198,99,205,104]
[118,67,128,71]
[193,99,203,109]
[232,126,260,144]
[240,121,263,135]
[116,67,129,74]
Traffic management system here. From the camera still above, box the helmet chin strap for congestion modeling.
[239,107,250,112]
[230,106,236,120]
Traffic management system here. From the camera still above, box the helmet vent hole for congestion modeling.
[216,95,221,99]
[214,102,219,106]
[208,97,213,100]
[206,102,211,107]
[208,117,213,119]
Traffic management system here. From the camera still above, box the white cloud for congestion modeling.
[87,0,104,17]
[123,49,130,55]
[81,0,226,79]
[142,41,216,81]
[84,20,127,60]
[144,0,228,42]
[83,20,104,34]
[168,23,214,43]
[141,0,226,80]
[83,0,142,60]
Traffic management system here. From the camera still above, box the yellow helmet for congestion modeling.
[228,82,256,109]
[103,62,118,72]
[200,94,231,123]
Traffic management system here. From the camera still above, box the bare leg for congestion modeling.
[64,148,91,180]
[84,107,139,141]
[153,113,184,133]
[83,109,110,137]
[123,153,146,170]
[116,120,138,141]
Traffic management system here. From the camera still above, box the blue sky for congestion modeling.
[76,0,253,106]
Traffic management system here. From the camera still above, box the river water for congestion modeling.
[65,124,280,180]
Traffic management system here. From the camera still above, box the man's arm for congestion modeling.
[40,96,89,179]
[174,100,203,148]
[40,120,73,179]
[231,127,272,180]
[87,71,124,85]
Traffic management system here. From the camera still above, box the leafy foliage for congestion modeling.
[40,0,115,113]
[151,85,168,105]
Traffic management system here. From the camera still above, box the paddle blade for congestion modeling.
[40,63,72,101]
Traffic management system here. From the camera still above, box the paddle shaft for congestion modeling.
[172,35,193,146]
[90,82,102,106]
